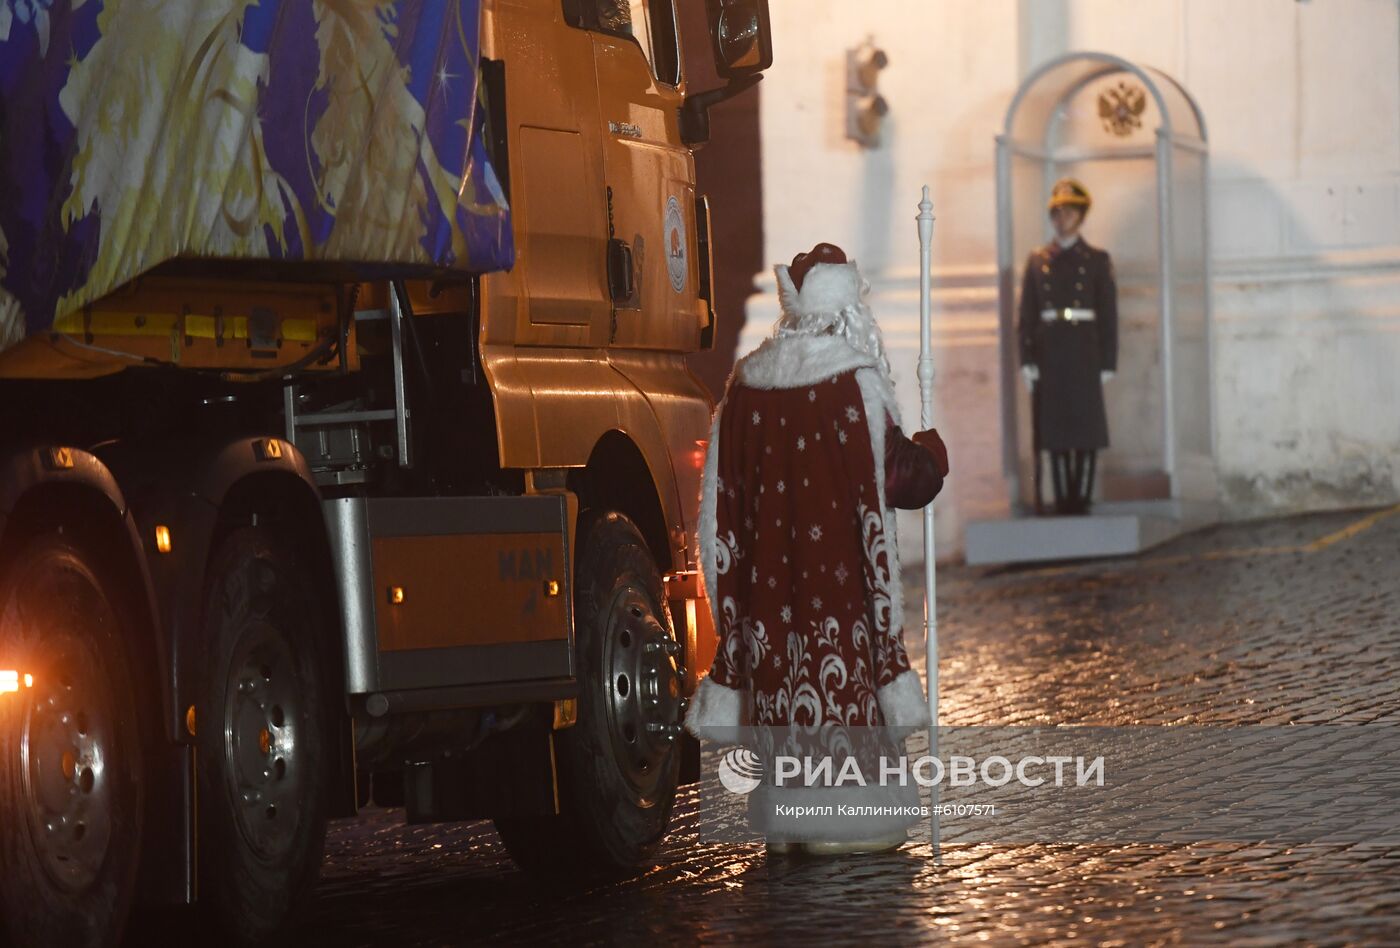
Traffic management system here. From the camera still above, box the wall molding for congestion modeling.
[1213,245,1400,287]
[742,245,1400,344]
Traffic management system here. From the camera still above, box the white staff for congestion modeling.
[916,186,939,857]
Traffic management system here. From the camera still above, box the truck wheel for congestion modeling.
[0,536,145,948]
[196,527,329,945]
[497,511,682,876]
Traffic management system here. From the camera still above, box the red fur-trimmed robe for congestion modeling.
[684,331,931,738]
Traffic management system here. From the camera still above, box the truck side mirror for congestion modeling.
[681,0,771,146]
[704,0,772,78]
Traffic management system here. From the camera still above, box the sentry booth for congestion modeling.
[967,52,1218,565]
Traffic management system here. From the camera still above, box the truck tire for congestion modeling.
[195,526,330,945]
[496,511,682,877]
[0,535,145,948]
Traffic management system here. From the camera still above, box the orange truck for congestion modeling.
[0,0,770,942]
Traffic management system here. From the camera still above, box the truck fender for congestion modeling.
[103,434,336,905]
[0,442,165,712]
[0,442,204,903]
[106,435,321,743]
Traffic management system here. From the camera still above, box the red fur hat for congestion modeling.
[788,242,847,292]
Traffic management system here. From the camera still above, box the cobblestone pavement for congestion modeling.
[290,506,1400,946]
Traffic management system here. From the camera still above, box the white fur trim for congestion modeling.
[854,365,904,641]
[684,675,744,739]
[736,333,879,391]
[876,669,931,731]
[775,263,801,316]
[853,363,902,429]
[792,262,862,317]
[698,401,724,632]
[774,262,862,320]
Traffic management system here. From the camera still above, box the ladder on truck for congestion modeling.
[283,281,413,486]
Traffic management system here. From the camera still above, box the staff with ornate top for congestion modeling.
[916,186,939,855]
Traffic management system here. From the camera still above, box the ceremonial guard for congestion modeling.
[1017,178,1118,514]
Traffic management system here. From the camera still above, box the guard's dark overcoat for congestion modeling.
[1016,237,1118,450]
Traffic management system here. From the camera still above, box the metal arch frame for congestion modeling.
[994,51,1213,511]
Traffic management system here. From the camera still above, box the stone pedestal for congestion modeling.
[964,499,1219,566]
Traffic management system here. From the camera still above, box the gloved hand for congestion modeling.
[911,428,950,479]
[1021,364,1039,392]
[885,423,947,508]
[1101,370,1115,384]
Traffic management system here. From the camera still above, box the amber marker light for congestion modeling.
[0,670,18,694]
[254,438,283,461]
[155,525,173,554]
[544,579,560,597]
[388,586,405,605]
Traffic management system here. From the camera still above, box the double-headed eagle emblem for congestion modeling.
[1098,80,1147,137]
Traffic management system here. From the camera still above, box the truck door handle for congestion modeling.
[607,237,634,304]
